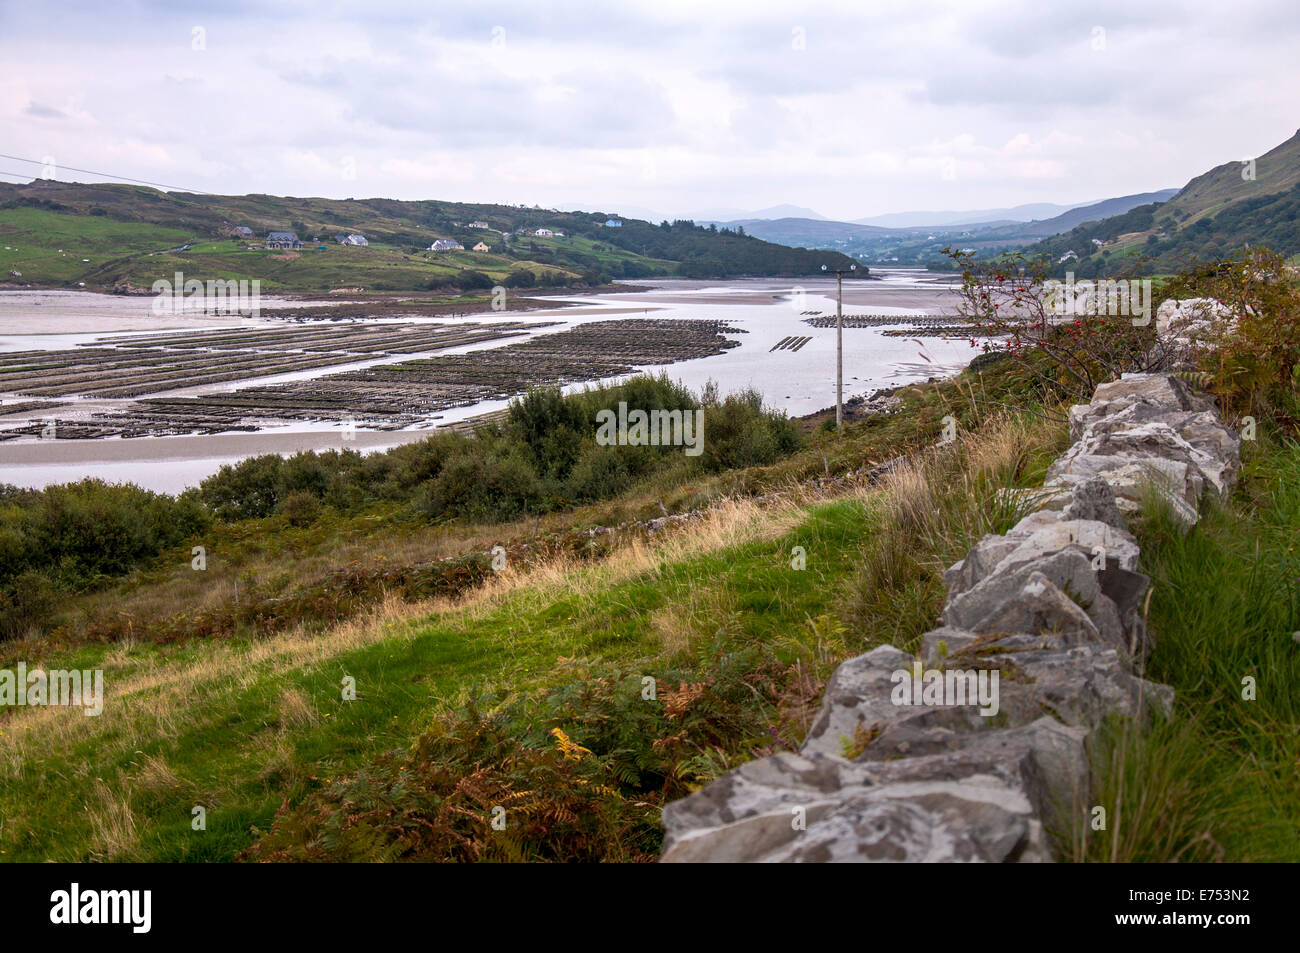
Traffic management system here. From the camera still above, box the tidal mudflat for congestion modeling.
[0,271,976,490]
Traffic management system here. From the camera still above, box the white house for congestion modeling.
[467,221,490,229]
[429,239,464,252]
[336,233,368,246]
[533,228,554,237]
[1058,249,1079,263]
[604,218,622,228]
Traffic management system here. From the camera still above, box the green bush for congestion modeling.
[565,443,634,500]
[282,490,322,527]
[186,376,803,531]
[1160,247,1300,425]
[0,569,57,641]
[507,385,586,478]
[455,269,494,291]
[700,387,803,470]
[0,479,212,639]
[415,439,543,523]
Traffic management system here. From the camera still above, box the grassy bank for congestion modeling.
[1074,430,1300,862]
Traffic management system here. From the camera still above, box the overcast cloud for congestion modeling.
[1,0,1297,220]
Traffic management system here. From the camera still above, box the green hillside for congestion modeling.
[1157,128,1300,229]
[1018,128,1300,276]
[0,181,861,292]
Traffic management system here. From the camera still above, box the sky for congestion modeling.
[1,0,1297,222]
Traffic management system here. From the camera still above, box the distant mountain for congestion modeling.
[706,216,1007,246]
[688,203,827,222]
[854,202,1089,228]
[709,189,1182,253]
[747,204,827,221]
[974,190,1180,240]
[716,217,896,245]
[1019,128,1300,275]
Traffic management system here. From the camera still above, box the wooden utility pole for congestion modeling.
[822,263,857,428]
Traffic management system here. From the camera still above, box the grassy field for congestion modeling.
[0,364,1039,861]
[0,207,193,285]
[0,491,857,860]
[0,208,621,292]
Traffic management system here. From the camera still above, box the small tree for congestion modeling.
[947,248,1158,401]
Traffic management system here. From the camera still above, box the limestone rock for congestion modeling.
[801,644,915,758]
[658,372,1227,863]
[661,730,1068,863]
[1151,298,1235,371]
[1061,475,1129,531]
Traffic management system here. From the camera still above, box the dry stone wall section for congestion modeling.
[660,372,1241,863]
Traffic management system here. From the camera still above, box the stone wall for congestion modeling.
[660,373,1241,863]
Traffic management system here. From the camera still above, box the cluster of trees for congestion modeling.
[0,481,210,639]
[196,375,803,525]
[597,219,861,277]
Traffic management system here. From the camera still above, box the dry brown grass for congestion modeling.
[44,476,794,656]
[650,585,740,660]
[277,687,320,730]
[86,778,141,861]
[132,752,185,797]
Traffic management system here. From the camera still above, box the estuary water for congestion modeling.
[0,269,977,492]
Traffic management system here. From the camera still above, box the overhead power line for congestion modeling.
[0,153,211,194]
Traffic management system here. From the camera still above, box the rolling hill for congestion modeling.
[972,190,1179,240]
[0,181,860,293]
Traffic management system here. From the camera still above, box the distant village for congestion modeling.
[226,216,623,255]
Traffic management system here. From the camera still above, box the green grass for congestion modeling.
[0,493,875,861]
[1074,433,1300,862]
[0,207,193,284]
